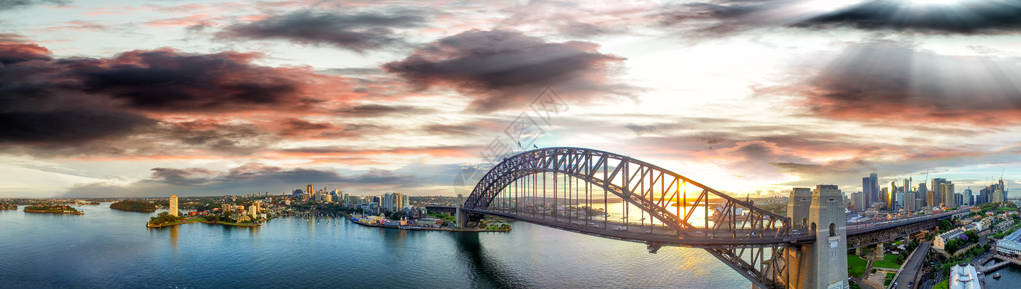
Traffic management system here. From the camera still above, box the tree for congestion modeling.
[945,239,961,253]
[939,220,953,231]
[965,230,978,241]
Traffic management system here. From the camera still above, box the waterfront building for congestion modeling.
[169,194,179,217]
[248,203,258,218]
[934,228,965,250]
[949,264,980,289]
[994,229,1021,258]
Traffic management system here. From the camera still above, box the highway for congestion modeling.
[893,241,930,289]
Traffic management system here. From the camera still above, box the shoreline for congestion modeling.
[348,217,510,233]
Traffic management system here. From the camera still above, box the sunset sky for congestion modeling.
[2,0,1020,198]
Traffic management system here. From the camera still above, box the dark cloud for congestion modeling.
[70,49,319,112]
[0,0,67,10]
[334,104,434,117]
[0,110,154,144]
[219,10,426,51]
[761,40,1021,124]
[0,40,349,154]
[384,29,631,112]
[64,163,415,197]
[797,0,1021,34]
[659,0,1021,37]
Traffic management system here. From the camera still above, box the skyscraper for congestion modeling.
[964,188,974,206]
[869,173,879,204]
[306,184,313,198]
[919,183,929,207]
[932,178,953,208]
[169,194,179,217]
[862,177,872,210]
[890,181,898,209]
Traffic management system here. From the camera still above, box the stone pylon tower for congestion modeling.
[779,185,849,289]
[788,188,813,231]
[804,185,849,289]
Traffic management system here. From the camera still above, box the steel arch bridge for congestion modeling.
[462,147,814,289]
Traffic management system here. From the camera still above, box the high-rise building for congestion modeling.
[852,191,865,212]
[904,192,916,212]
[169,194,179,217]
[882,187,891,210]
[249,202,259,218]
[919,183,929,207]
[868,173,879,204]
[306,184,313,198]
[862,177,872,209]
[964,188,974,206]
[932,178,953,208]
[890,181,898,209]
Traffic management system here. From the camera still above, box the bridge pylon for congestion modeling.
[785,185,849,289]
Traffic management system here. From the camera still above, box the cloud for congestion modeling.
[63,163,416,197]
[70,48,333,112]
[0,110,154,144]
[0,40,51,64]
[796,0,1021,34]
[334,104,434,117]
[657,0,1021,38]
[760,40,1021,124]
[219,10,426,51]
[0,0,67,11]
[0,40,354,155]
[384,29,631,112]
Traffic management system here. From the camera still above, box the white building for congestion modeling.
[996,229,1021,258]
[934,228,964,250]
[949,264,980,289]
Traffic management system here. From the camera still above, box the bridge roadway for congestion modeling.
[464,208,965,247]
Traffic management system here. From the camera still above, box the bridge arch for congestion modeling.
[463,147,792,244]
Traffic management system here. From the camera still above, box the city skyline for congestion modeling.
[2,0,1021,198]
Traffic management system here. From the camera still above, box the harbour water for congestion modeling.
[0,203,747,288]
[984,265,1021,289]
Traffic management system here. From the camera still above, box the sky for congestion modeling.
[1,0,1020,198]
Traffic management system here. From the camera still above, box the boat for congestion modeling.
[993,272,1001,279]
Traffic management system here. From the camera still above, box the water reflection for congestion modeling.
[169,225,178,251]
[452,232,524,289]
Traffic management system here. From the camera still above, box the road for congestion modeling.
[894,241,931,289]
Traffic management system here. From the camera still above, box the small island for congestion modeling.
[24,204,83,215]
[0,203,17,210]
[111,200,158,213]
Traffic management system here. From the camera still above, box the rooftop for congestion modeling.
[949,264,980,289]
[998,229,1021,251]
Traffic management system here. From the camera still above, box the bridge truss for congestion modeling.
[463,147,806,288]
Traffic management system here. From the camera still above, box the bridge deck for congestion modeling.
[463,208,963,247]
[467,208,810,246]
